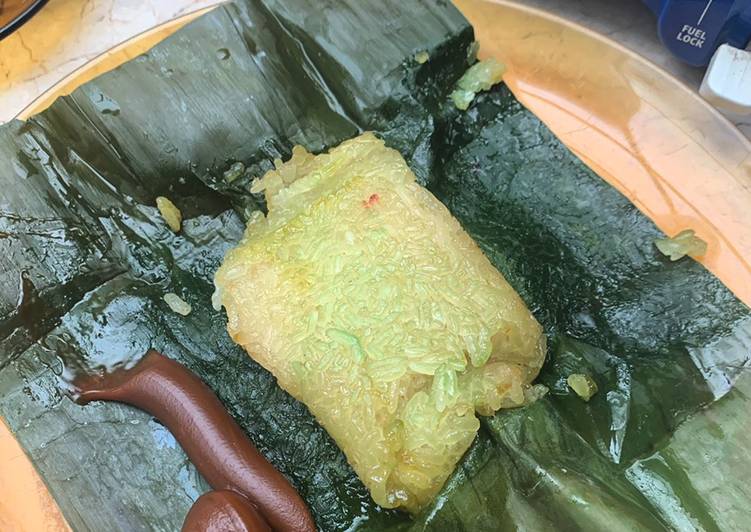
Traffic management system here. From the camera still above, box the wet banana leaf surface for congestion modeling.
[0,0,748,530]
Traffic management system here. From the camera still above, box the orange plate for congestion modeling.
[7,0,751,530]
[456,0,751,307]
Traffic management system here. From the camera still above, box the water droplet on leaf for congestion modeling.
[93,92,121,116]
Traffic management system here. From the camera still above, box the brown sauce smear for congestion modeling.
[75,349,315,532]
[182,490,271,532]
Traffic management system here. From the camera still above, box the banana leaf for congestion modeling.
[0,0,749,530]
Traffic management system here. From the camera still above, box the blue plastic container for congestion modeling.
[643,0,751,66]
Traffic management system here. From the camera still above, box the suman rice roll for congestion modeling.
[213,132,546,512]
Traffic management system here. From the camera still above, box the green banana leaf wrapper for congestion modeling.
[0,0,749,530]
